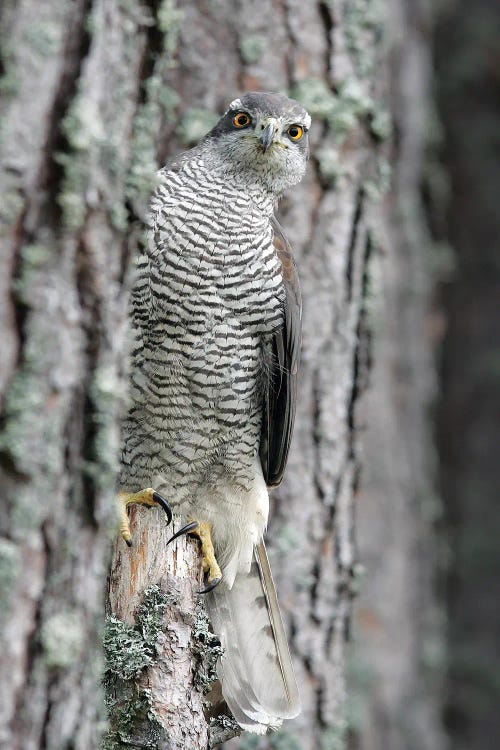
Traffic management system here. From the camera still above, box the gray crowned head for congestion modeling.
[205,91,311,196]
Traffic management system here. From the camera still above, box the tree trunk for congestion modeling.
[433,1,500,747]
[350,2,448,749]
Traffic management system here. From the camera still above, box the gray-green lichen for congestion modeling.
[21,243,53,267]
[319,720,349,750]
[347,562,366,597]
[192,602,224,694]
[104,585,170,680]
[23,21,63,57]
[240,33,266,65]
[292,38,392,150]
[177,108,218,147]
[0,68,17,101]
[85,365,127,497]
[0,539,20,623]
[0,294,66,497]
[369,107,392,141]
[56,0,184,229]
[56,94,95,229]
[421,628,447,675]
[0,36,18,102]
[315,146,347,187]
[10,244,53,306]
[103,681,166,749]
[344,0,384,78]
[103,586,171,748]
[292,78,377,144]
[104,615,154,680]
[363,157,391,201]
[0,188,23,226]
[125,0,183,211]
[209,714,241,748]
[332,79,375,132]
[41,610,85,668]
[126,80,179,209]
[157,0,184,56]
[273,521,302,557]
[237,735,260,750]
[292,79,338,122]
[125,96,162,209]
[136,583,171,643]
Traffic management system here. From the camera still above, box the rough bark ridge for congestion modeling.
[0,0,178,747]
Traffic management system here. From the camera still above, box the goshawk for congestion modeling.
[118,91,310,733]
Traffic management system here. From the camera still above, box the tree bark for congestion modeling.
[350,2,448,749]
[105,519,214,749]
[433,1,500,747]
[1,1,433,749]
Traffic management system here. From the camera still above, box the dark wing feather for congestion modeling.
[259,216,302,487]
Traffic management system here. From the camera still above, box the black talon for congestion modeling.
[167,520,199,545]
[152,491,173,525]
[125,539,133,548]
[198,576,222,595]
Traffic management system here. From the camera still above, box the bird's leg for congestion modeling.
[167,520,222,593]
[195,522,223,593]
[118,488,172,546]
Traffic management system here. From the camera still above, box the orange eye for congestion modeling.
[287,125,304,141]
[233,112,251,128]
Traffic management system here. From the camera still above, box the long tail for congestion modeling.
[205,541,300,734]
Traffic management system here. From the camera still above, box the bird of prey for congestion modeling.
[118,91,310,734]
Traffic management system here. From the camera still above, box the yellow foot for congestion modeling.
[167,520,222,593]
[117,488,172,546]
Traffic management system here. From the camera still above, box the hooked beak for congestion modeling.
[259,120,278,152]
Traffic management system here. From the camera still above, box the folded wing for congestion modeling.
[259,216,302,487]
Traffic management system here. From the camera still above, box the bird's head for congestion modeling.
[205,92,311,196]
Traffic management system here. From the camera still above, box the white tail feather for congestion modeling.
[205,541,300,733]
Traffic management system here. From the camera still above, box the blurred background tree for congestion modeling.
[0,1,498,749]
[433,1,500,748]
